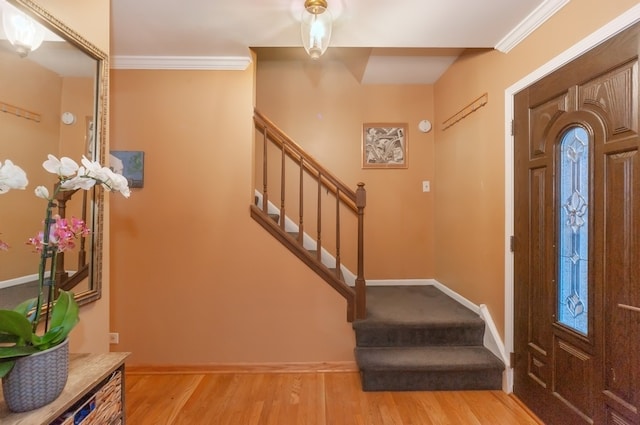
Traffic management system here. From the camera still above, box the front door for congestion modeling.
[513,22,640,425]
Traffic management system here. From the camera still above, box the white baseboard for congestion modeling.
[0,273,40,290]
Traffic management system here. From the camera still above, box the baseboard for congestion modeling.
[429,280,509,383]
[0,273,40,289]
[364,278,436,287]
[126,361,359,375]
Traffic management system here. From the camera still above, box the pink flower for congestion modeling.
[27,215,90,253]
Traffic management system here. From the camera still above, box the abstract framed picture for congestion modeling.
[362,123,408,169]
[110,150,145,188]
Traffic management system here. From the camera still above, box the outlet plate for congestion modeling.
[422,181,431,192]
[109,332,119,344]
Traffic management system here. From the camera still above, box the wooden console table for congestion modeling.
[0,352,129,425]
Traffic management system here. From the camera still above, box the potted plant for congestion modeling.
[0,155,130,412]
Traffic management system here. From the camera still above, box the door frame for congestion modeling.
[503,4,640,393]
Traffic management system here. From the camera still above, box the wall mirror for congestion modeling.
[0,0,108,309]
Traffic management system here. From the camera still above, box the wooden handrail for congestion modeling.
[254,110,358,211]
[253,108,367,321]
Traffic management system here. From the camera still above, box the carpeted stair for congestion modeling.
[353,285,504,391]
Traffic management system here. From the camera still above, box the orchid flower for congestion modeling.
[0,159,28,194]
[27,215,90,254]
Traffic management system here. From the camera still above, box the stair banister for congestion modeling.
[253,108,367,321]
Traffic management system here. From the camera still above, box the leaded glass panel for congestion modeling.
[558,126,589,335]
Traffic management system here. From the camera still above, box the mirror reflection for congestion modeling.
[0,0,106,309]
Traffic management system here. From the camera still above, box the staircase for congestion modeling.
[251,109,504,392]
[353,285,504,391]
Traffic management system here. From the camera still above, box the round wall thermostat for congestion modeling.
[61,112,76,125]
[418,119,432,133]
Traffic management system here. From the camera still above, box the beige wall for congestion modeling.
[32,0,111,353]
[109,67,357,366]
[433,0,640,338]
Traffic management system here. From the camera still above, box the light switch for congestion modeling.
[422,181,430,192]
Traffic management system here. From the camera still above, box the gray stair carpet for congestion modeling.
[353,285,504,392]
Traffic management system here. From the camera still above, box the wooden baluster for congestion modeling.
[335,188,341,279]
[355,182,366,319]
[316,174,322,261]
[280,139,286,229]
[298,158,304,244]
[262,126,268,213]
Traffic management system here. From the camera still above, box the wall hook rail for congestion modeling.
[0,101,41,123]
[442,93,488,131]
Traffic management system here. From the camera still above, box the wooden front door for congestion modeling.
[513,22,640,425]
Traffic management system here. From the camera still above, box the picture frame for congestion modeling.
[110,150,145,188]
[362,123,408,169]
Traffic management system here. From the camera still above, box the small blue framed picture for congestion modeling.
[109,150,144,188]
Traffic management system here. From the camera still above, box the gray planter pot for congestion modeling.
[1,338,69,413]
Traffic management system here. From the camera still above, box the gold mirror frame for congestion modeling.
[5,0,108,307]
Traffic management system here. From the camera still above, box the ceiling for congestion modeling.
[108,0,567,84]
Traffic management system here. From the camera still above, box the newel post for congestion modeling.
[355,182,366,320]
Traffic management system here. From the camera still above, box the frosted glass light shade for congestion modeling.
[2,4,45,58]
[300,1,332,60]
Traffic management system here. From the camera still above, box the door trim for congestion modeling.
[503,3,640,393]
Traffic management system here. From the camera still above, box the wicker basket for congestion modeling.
[58,370,122,425]
[1,338,69,413]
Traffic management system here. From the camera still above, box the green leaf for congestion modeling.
[0,360,15,379]
[0,345,38,361]
[36,327,65,351]
[0,332,19,344]
[0,310,34,343]
[46,291,79,347]
[13,298,37,317]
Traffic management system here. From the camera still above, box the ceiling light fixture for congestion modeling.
[300,0,332,60]
[1,3,45,58]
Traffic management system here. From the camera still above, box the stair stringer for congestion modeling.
[254,190,356,285]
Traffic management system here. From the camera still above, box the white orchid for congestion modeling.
[52,155,130,198]
[0,159,28,194]
[1,154,131,252]
[42,154,79,177]
[34,185,49,199]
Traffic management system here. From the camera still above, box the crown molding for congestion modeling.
[494,0,570,53]
[110,55,252,70]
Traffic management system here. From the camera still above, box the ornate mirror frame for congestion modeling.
[5,0,108,307]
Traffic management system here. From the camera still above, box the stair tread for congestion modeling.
[354,286,483,328]
[356,346,504,371]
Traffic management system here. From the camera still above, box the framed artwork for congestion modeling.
[110,150,145,188]
[362,123,408,169]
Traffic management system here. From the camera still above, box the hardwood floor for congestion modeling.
[125,371,543,424]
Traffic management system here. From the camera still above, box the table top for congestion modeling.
[0,352,129,425]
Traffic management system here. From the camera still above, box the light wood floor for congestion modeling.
[125,371,543,424]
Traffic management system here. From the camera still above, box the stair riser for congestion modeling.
[360,369,503,392]
[355,326,484,347]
